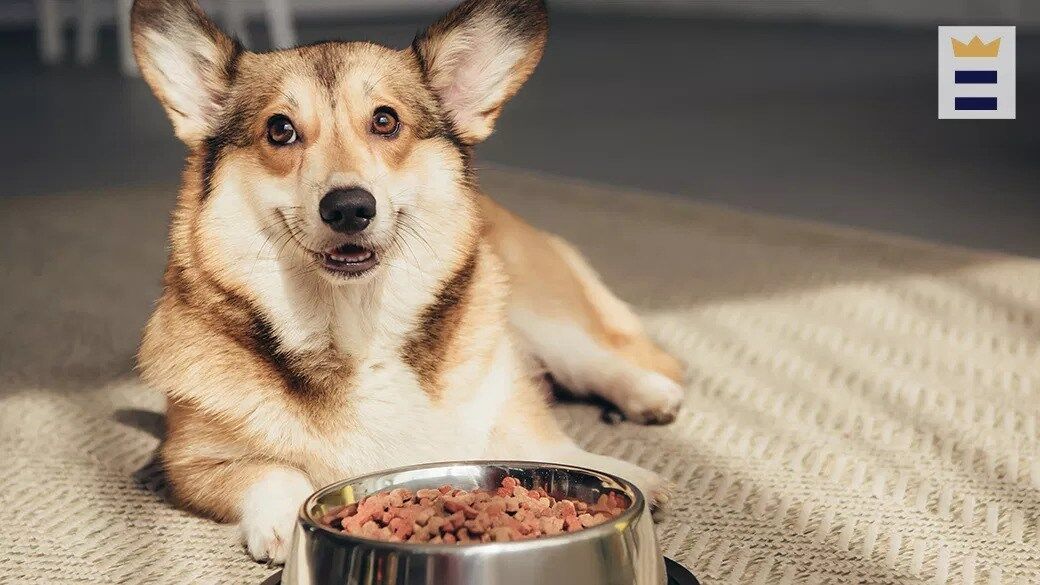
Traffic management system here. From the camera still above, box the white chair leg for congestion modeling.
[223,0,252,48]
[36,0,64,65]
[264,0,296,49]
[75,0,99,64]
[116,0,138,76]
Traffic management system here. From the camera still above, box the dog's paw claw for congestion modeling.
[239,469,313,565]
[619,373,684,425]
[646,476,674,516]
[637,408,677,425]
[244,524,292,565]
[622,466,673,516]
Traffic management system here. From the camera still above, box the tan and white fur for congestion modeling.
[132,0,684,564]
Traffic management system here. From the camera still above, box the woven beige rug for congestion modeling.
[1,167,1038,584]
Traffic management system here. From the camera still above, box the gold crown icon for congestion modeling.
[952,35,1001,58]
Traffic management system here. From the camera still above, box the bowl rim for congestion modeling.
[297,460,648,552]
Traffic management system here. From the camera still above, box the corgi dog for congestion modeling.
[133,0,684,563]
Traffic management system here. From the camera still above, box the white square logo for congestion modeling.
[938,26,1016,119]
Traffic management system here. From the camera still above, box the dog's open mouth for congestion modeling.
[319,243,379,276]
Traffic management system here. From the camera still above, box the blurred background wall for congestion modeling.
[2,0,1037,255]
[3,0,1039,26]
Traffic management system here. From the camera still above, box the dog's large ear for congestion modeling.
[412,0,548,144]
[131,0,241,145]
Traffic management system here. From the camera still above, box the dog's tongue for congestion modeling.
[328,244,372,263]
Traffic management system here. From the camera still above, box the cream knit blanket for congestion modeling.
[1,168,1037,584]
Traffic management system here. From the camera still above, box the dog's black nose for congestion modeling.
[319,188,377,234]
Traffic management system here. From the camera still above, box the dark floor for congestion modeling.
[4,13,1039,254]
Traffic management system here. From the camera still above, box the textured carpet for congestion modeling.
[1,167,1038,584]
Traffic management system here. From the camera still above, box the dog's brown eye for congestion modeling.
[371,107,399,136]
[267,115,297,145]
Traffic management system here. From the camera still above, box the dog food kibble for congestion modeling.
[318,476,628,544]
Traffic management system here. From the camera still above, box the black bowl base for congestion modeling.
[665,556,699,584]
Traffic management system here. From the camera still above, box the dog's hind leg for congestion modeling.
[480,197,684,424]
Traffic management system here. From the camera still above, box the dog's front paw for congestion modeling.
[239,469,314,564]
[619,371,684,425]
[629,467,674,515]
[610,462,673,517]
[581,454,673,516]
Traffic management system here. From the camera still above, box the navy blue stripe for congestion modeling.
[955,70,998,84]
[955,97,998,110]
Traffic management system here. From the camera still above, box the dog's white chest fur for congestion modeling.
[310,338,518,485]
[254,274,517,484]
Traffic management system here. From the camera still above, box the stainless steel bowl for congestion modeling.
[284,461,665,585]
